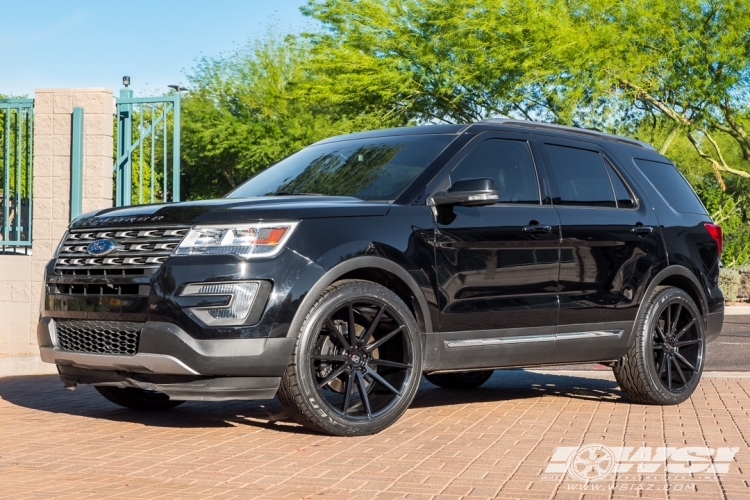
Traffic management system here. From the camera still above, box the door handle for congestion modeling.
[522,224,552,234]
[631,225,654,235]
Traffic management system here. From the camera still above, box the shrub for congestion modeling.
[720,268,741,303]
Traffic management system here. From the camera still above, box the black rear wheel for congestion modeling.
[424,370,494,389]
[95,386,184,411]
[614,286,705,404]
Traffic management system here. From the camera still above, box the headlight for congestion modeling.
[181,282,260,326]
[174,222,298,258]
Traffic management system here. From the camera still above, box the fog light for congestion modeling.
[181,282,259,326]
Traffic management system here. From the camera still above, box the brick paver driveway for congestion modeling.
[0,370,749,499]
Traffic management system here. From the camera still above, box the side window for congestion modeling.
[450,139,540,204]
[604,159,635,208]
[633,158,706,214]
[544,144,615,207]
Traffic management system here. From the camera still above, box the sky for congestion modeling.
[0,0,312,97]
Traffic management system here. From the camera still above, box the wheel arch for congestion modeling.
[629,265,708,344]
[286,256,433,341]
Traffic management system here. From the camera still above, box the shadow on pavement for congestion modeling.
[0,370,625,433]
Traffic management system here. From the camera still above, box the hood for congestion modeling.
[70,196,391,229]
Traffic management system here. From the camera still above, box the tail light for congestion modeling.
[704,222,722,256]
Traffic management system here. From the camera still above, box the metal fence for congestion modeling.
[0,99,33,252]
[114,90,180,207]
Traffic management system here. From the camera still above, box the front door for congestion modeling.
[431,134,560,370]
[539,140,667,363]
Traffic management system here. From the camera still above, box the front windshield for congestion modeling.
[227,134,455,201]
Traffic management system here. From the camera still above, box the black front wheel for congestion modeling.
[278,280,422,436]
[614,286,705,405]
[95,386,184,411]
[424,370,494,389]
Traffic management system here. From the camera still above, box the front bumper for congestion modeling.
[38,318,296,400]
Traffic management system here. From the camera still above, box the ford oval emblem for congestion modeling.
[86,239,115,256]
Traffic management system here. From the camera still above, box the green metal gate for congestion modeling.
[114,89,180,207]
[0,99,33,251]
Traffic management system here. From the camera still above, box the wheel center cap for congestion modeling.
[349,352,365,367]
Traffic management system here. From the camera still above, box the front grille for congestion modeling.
[55,320,142,355]
[55,227,189,275]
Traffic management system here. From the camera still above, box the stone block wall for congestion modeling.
[0,88,114,375]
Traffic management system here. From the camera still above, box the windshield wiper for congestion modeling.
[271,191,325,196]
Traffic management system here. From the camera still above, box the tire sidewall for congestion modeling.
[293,282,422,435]
[638,288,705,404]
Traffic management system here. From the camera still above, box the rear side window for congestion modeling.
[450,139,540,204]
[604,160,635,208]
[633,159,706,214]
[544,144,616,207]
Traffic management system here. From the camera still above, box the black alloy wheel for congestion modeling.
[311,298,413,420]
[650,298,703,392]
[614,286,705,405]
[278,280,422,435]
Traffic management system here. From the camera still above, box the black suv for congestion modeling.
[39,119,724,435]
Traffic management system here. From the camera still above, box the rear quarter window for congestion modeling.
[633,159,706,214]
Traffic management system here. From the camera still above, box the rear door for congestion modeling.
[538,139,666,363]
[430,132,560,370]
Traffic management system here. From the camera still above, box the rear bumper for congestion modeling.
[38,318,295,400]
[706,310,724,344]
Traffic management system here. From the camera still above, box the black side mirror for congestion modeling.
[428,178,499,207]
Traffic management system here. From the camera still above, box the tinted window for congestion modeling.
[633,159,706,214]
[450,139,540,204]
[545,144,615,207]
[228,134,455,201]
[605,160,635,208]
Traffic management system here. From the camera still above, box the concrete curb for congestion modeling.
[725,306,750,316]
[0,355,57,378]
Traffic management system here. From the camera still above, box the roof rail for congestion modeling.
[478,118,657,151]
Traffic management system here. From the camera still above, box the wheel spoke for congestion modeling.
[667,304,672,337]
[672,357,688,385]
[667,355,673,390]
[674,351,696,371]
[317,364,348,389]
[653,344,664,350]
[671,304,683,335]
[365,325,404,353]
[675,338,701,347]
[658,352,667,377]
[348,302,357,347]
[355,371,372,419]
[312,354,348,362]
[655,323,668,343]
[674,319,696,341]
[365,366,402,396]
[359,305,385,347]
[341,372,353,414]
[368,358,412,369]
[327,317,350,350]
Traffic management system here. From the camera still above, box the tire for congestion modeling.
[95,386,184,411]
[613,286,705,405]
[277,279,422,436]
[424,370,494,389]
